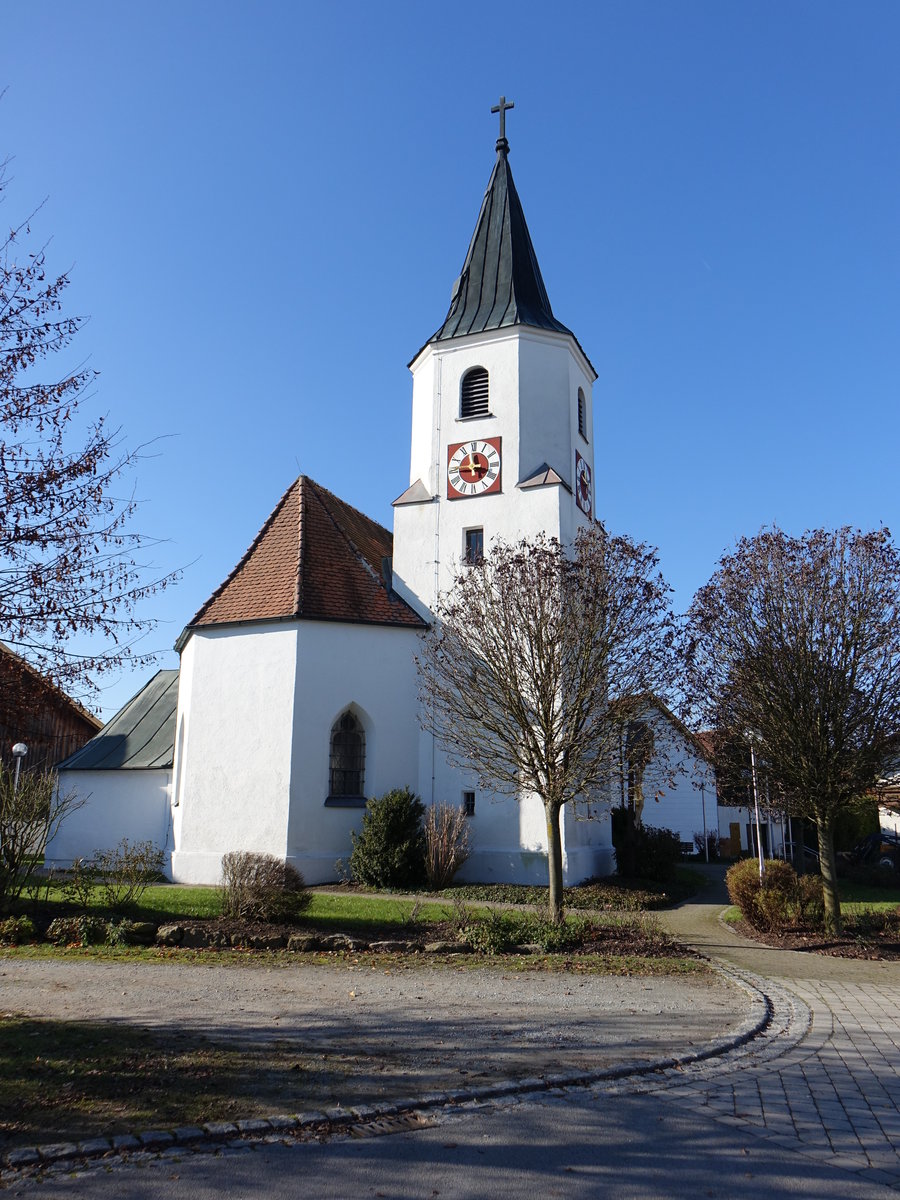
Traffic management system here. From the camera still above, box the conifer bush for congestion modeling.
[349,787,426,889]
[220,852,311,923]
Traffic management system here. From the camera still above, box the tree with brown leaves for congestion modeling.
[416,525,676,923]
[683,526,900,933]
[0,159,176,705]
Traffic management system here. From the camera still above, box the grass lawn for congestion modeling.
[838,879,900,913]
[361,866,707,913]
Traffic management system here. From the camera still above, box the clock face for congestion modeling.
[447,437,502,499]
[575,450,592,518]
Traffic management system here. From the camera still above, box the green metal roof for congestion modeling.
[432,144,572,343]
[57,670,178,771]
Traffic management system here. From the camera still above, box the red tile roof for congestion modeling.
[186,477,425,636]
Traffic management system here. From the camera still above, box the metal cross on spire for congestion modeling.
[491,95,514,151]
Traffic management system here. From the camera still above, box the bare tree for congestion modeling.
[0,763,83,912]
[0,157,176,701]
[416,526,676,923]
[683,526,900,932]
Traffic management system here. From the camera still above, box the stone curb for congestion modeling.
[0,956,788,1177]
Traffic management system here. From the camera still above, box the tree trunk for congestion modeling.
[545,802,565,925]
[815,813,842,935]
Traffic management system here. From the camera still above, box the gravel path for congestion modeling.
[0,954,747,1091]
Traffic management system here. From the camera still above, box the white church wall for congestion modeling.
[419,729,553,885]
[397,328,592,615]
[517,331,593,487]
[170,624,298,884]
[285,621,421,884]
[562,802,616,883]
[45,770,172,871]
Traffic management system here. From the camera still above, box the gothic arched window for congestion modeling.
[460,367,490,418]
[329,711,365,797]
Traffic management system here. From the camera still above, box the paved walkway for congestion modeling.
[4,871,900,1196]
[646,866,900,1190]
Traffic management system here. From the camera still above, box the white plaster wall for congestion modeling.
[638,716,718,846]
[881,806,900,836]
[170,623,298,883]
[45,770,172,871]
[285,622,422,884]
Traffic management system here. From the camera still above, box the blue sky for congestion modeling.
[4,2,900,719]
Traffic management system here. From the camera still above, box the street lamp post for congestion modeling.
[12,743,27,797]
[700,783,709,863]
[2,743,28,872]
[748,739,766,882]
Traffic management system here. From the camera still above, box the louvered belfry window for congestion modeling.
[329,711,365,796]
[460,367,490,418]
[577,387,587,440]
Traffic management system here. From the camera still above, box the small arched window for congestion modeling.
[329,711,365,797]
[460,367,490,418]
[577,387,588,440]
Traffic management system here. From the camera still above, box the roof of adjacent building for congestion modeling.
[427,140,594,375]
[181,476,425,642]
[58,669,179,771]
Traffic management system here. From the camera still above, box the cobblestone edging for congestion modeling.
[1,956,798,1178]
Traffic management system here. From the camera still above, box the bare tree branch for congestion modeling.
[682,525,900,933]
[417,526,677,921]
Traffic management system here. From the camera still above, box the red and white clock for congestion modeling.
[447,437,502,500]
[575,450,592,518]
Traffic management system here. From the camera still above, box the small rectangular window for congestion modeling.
[463,790,476,817]
[465,528,484,565]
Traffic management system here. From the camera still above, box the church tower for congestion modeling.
[391,100,598,618]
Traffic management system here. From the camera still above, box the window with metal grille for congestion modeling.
[465,527,484,565]
[463,790,476,817]
[460,367,490,418]
[329,711,365,796]
[577,387,588,440]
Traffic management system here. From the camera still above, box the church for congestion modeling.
[47,104,716,885]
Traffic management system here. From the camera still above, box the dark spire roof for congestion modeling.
[430,141,575,344]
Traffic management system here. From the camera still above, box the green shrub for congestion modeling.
[755,859,800,930]
[349,787,426,889]
[46,915,109,946]
[522,911,590,952]
[796,874,825,926]
[613,812,682,883]
[639,826,683,882]
[726,858,765,927]
[459,908,591,954]
[0,915,37,945]
[726,858,823,932]
[460,909,521,954]
[220,852,310,923]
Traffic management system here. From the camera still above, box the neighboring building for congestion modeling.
[46,670,177,869]
[0,643,101,770]
[48,112,715,885]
